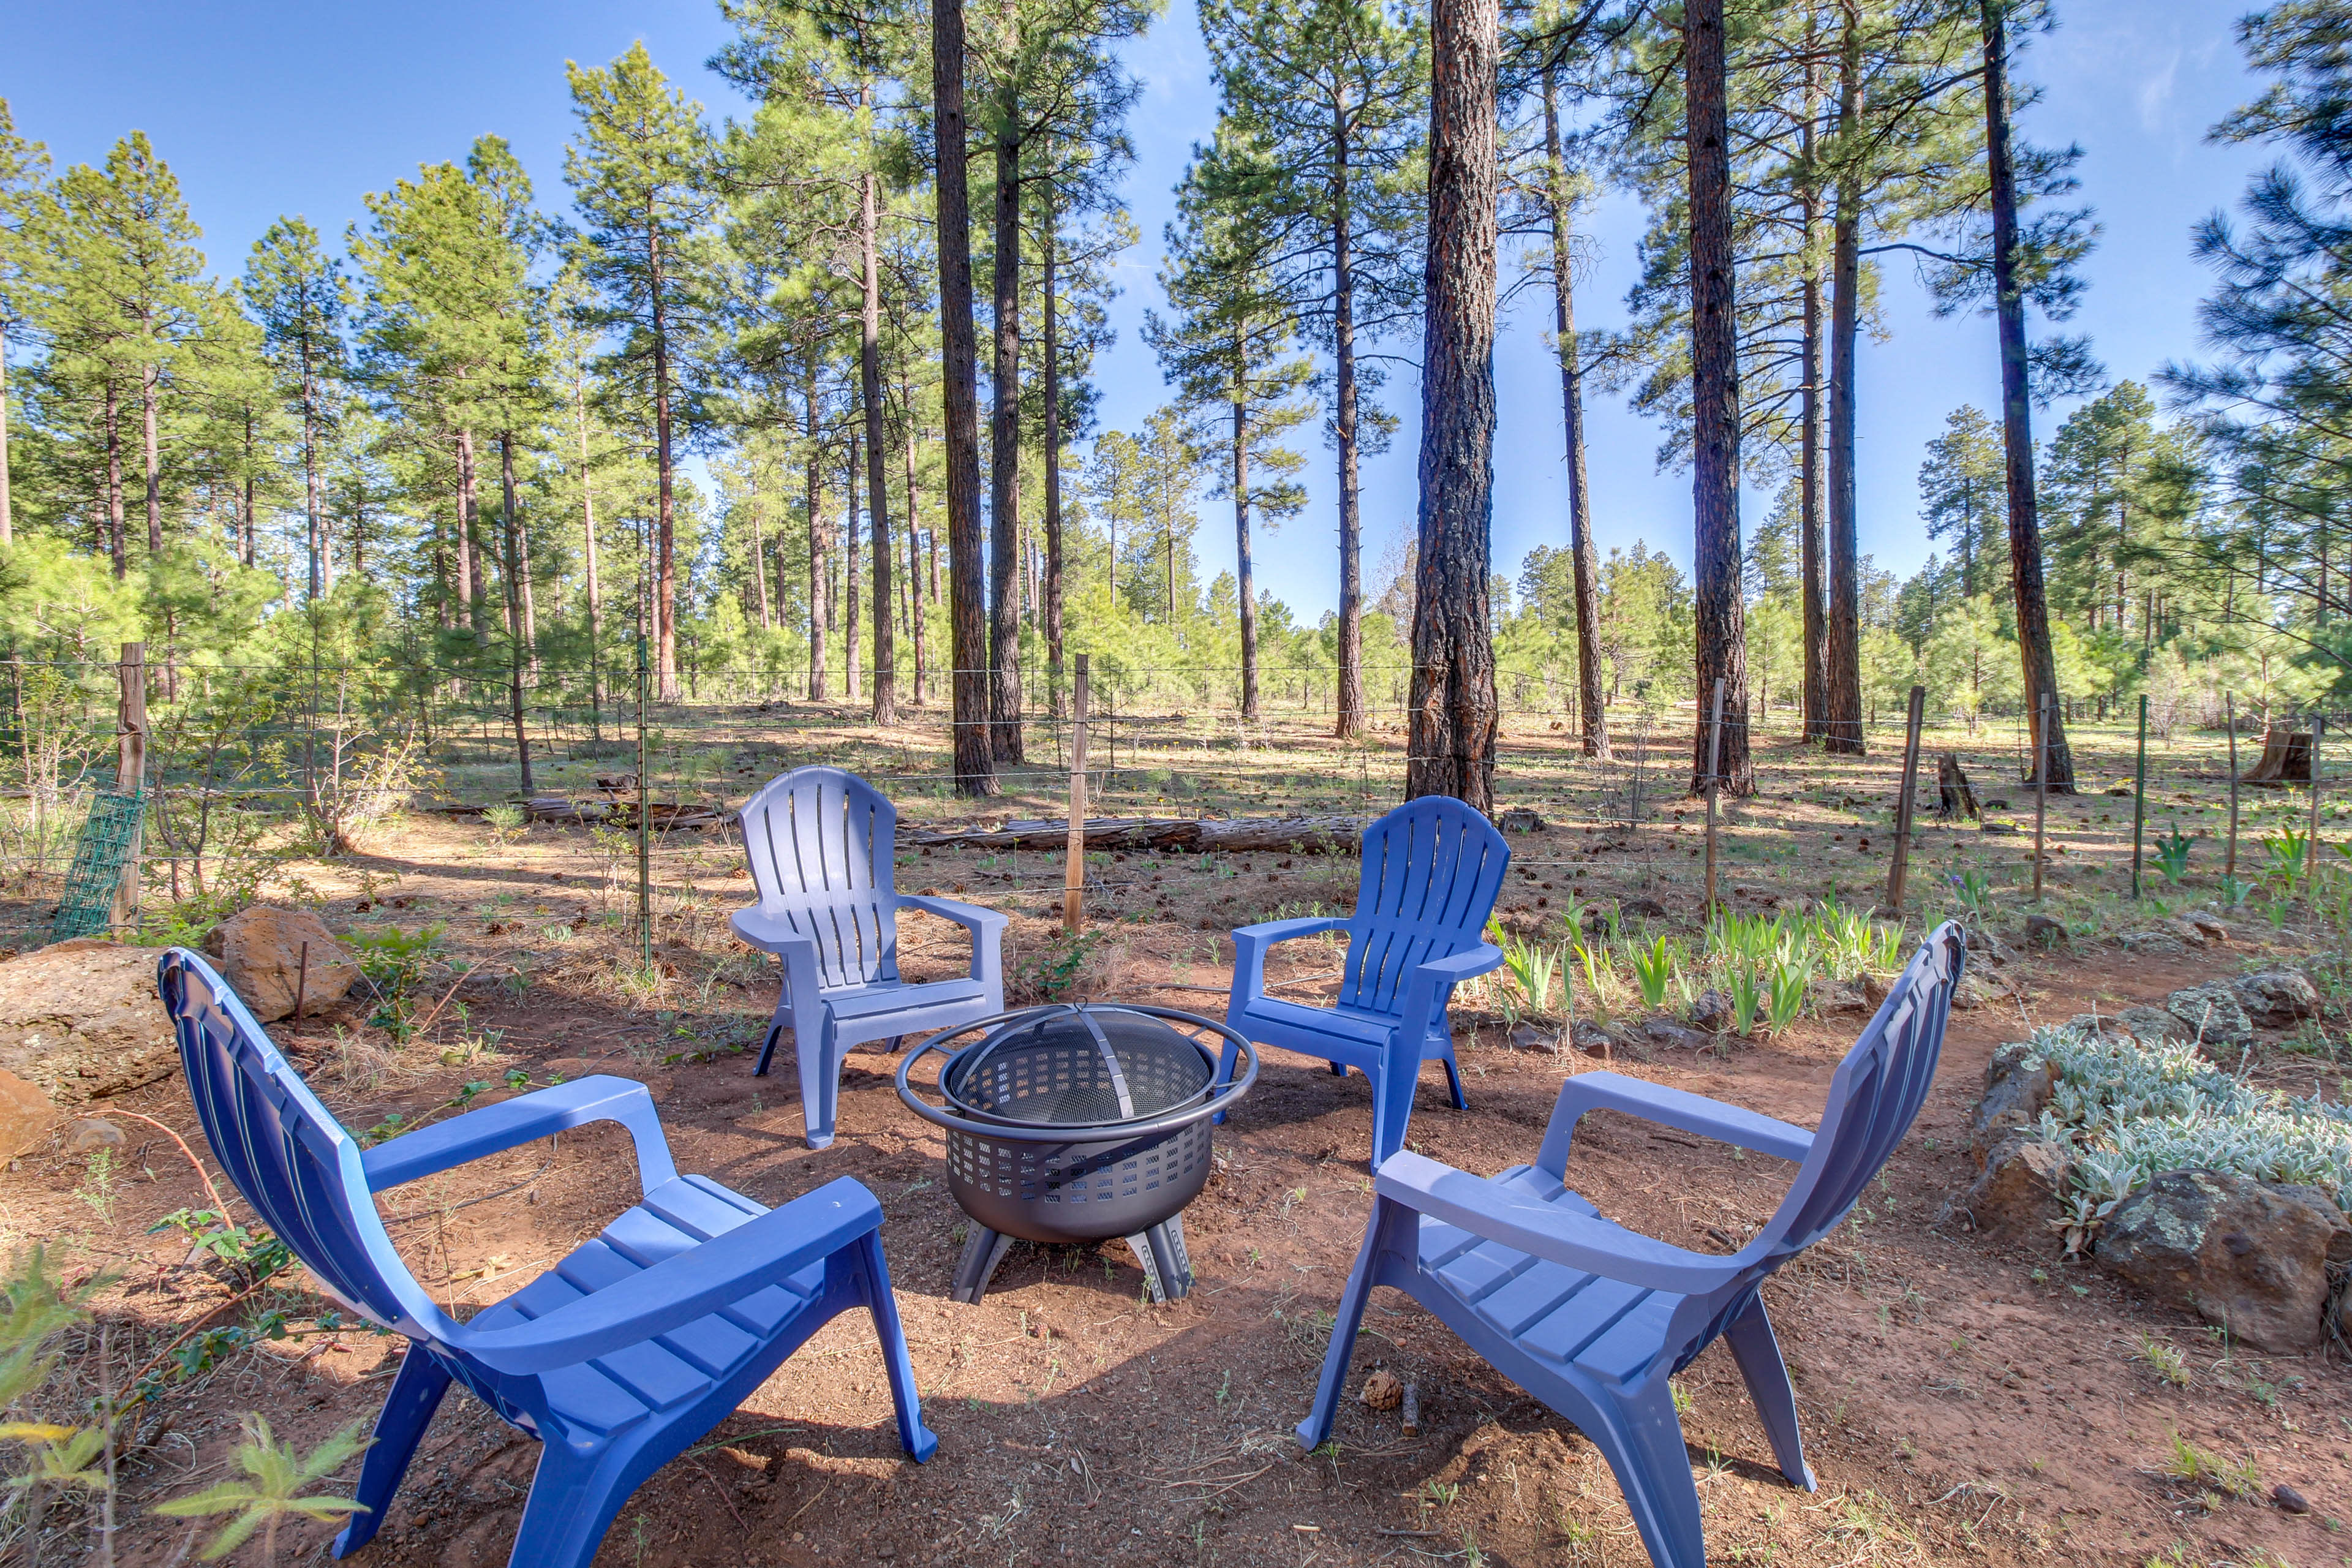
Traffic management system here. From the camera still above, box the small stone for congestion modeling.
[64,1117,123,1153]
[1963,1134,2073,1241]
[2063,1012,2131,1042]
[2021,914,2070,949]
[1985,797,2012,811]
[2183,911,2230,944]
[1507,1023,1558,1052]
[1640,1016,1709,1049]
[1819,984,1869,1016]
[1953,973,1999,1012]
[2233,969,2320,1027]
[1496,807,1546,833]
[2116,1005,2185,1046]
[2119,928,2188,957]
[1688,989,1734,1033]
[2105,785,2133,797]
[1360,1369,1404,1410]
[2273,1483,2310,1515]
[1619,897,1668,920]
[0,1068,57,1162]
[2165,982,2255,1053]
[1570,1020,1617,1058]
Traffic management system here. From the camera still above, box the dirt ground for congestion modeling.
[6,716,2351,1568]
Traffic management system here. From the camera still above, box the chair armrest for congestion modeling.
[1227,917,1351,1007]
[454,1177,883,1374]
[1534,1070,1815,1174]
[1393,943,1505,1042]
[1374,1150,1740,1296]
[361,1076,679,1196]
[897,895,1007,992]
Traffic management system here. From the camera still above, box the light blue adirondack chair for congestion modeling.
[733,766,1008,1148]
[1221,796,1511,1164]
[1298,922,1965,1568]
[156,949,937,1568]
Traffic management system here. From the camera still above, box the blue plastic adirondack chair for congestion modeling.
[733,766,1008,1148]
[1298,922,1965,1568]
[1221,796,1511,1165]
[156,949,938,1568]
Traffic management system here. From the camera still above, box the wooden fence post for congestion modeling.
[2307,710,2326,907]
[2225,692,2240,884]
[2032,693,2048,902]
[2130,693,2148,900]
[1885,685,1926,914]
[636,633,652,970]
[1703,678,1725,916]
[1064,655,1089,934]
[111,641,147,933]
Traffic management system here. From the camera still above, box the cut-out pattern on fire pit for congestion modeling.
[898,1004,1256,1303]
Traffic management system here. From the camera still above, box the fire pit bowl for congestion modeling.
[896,1003,1257,1303]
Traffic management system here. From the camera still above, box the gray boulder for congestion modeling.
[1964,1134,2072,1242]
[2233,970,2320,1027]
[2094,1169,2344,1352]
[1688,989,1734,1033]
[2063,1012,2132,1042]
[1970,1053,2056,1165]
[2117,1005,2187,1046]
[0,940,178,1106]
[2165,982,2255,1054]
[2120,928,2190,957]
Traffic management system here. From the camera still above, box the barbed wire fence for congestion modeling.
[0,639,2324,951]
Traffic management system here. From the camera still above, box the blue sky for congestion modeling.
[2,0,2272,619]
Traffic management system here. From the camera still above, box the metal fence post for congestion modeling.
[1886,685,1926,914]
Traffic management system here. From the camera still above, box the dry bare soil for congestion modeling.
[6,717,2350,1568]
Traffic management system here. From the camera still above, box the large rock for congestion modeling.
[2117,1005,2186,1046]
[1970,1053,2056,1164]
[208,906,359,1023]
[2094,1169,2344,1352]
[1964,1134,2072,1242]
[2233,970,2320,1027]
[2165,983,2255,1054]
[0,940,177,1106]
[2120,928,2189,957]
[0,1067,58,1161]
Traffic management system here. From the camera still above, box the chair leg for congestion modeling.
[752,986,793,1078]
[1436,1041,1469,1111]
[1724,1295,1815,1491]
[796,1017,845,1150]
[853,1231,940,1463]
[502,1435,641,1568]
[1585,1375,1709,1568]
[333,1348,451,1558]
[1294,1199,1400,1452]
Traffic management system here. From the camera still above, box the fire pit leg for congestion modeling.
[952,1227,1016,1305]
[1125,1218,1193,1304]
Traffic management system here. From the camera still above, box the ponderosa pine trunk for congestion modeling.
[455,430,483,635]
[499,432,534,793]
[1404,0,1501,809]
[1686,0,1752,794]
[1332,104,1367,742]
[987,83,1025,763]
[141,364,161,559]
[104,380,126,578]
[806,366,829,701]
[1042,205,1067,714]
[1233,389,1261,723]
[301,334,323,600]
[1799,16,1828,743]
[1542,58,1608,761]
[647,221,680,701]
[1822,3,1864,757]
[845,431,862,701]
[860,163,896,726]
[903,391,930,705]
[0,325,12,546]
[1982,0,2074,789]
[577,377,605,724]
[935,0,996,792]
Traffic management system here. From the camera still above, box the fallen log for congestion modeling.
[907,815,1369,854]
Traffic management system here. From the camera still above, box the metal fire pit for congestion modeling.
[896,1003,1257,1303]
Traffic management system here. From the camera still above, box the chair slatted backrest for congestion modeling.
[738,767,903,990]
[157,950,445,1341]
[1754,921,1963,1265]
[1339,799,1511,1018]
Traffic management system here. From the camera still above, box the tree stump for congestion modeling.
[1936,752,1980,821]
[2240,726,2310,785]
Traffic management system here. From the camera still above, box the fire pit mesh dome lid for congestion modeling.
[943,1004,1214,1126]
